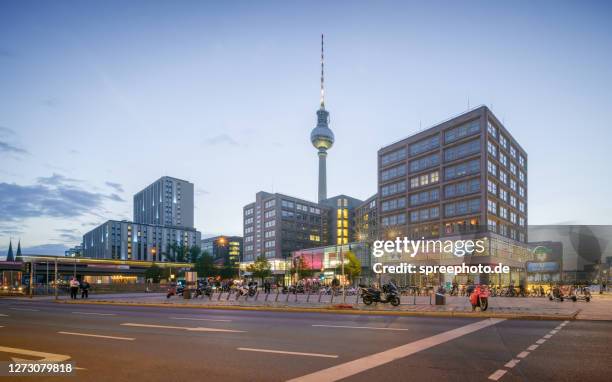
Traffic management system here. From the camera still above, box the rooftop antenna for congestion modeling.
[320,33,325,109]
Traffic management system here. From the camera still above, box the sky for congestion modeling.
[1,0,611,255]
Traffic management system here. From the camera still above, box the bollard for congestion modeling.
[318,291,323,303]
[275,289,280,302]
[265,292,269,302]
[429,291,432,305]
[285,290,290,302]
[306,289,311,303]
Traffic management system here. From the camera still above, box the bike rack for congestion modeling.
[275,289,280,302]
[285,290,290,302]
[306,289,311,303]
[318,290,323,303]
[226,290,232,301]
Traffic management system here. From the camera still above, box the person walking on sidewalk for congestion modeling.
[80,280,90,299]
[69,277,80,299]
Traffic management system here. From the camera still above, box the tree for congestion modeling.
[188,245,202,263]
[145,264,163,283]
[219,263,237,279]
[194,252,215,278]
[291,256,314,281]
[247,255,272,284]
[336,251,362,284]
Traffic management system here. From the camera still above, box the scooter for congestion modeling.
[360,283,401,306]
[470,285,490,311]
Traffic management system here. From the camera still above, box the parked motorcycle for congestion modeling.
[360,283,401,306]
[469,284,490,311]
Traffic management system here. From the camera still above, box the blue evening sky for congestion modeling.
[1,1,611,253]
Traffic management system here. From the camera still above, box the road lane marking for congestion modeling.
[72,312,116,316]
[543,334,552,339]
[170,317,232,322]
[536,339,546,344]
[550,330,558,334]
[9,308,39,312]
[312,324,409,331]
[0,345,70,362]
[488,369,507,381]
[238,347,338,358]
[504,359,520,368]
[0,313,8,316]
[58,331,135,341]
[527,344,538,351]
[555,325,562,330]
[516,351,530,359]
[120,323,244,333]
[288,318,505,382]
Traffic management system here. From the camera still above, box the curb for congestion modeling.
[54,300,578,321]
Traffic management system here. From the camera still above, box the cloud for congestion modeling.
[0,126,15,136]
[21,244,71,256]
[0,141,28,155]
[37,173,81,186]
[0,174,126,222]
[55,228,82,243]
[105,181,124,193]
[0,223,24,236]
[204,134,239,146]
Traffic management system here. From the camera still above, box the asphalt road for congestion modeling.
[0,299,610,381]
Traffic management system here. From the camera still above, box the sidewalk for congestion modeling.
[44,291,612,320]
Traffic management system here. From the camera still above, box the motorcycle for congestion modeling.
[360,283,401,306]
[469,284,490,311]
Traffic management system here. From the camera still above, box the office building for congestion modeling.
[377,106,530,285]
[242,192,329,277]
[83,220,201,261]
[133,176,194,228]
[201,235,243,268]
[355,194,378,243]
[319,195,363,245]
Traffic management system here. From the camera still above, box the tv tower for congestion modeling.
[310,34,335,202]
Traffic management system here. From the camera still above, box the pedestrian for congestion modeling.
[264,280,271,294]
[69,277,80,299]
[80,280,90,299]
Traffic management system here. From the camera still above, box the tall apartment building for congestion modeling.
[355,194,378,243]
[83,220,200,261]
[133,176,194,228]
[377,106,530,284]
[242,192,329,275]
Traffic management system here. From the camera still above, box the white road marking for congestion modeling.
[288,318,505,382]
[550,330,558,334]
[238,347,338,358]
[9,307,39,312]
[72,312,116,316]
[58,331,135,341]
[555,325,562,330]
[170,317,231,322]
[488,369,508,381]
[504,359,520,368]
[527,344,539,351]
[0,345,70,362]
[312,324,409,331]
[120,323,244,333]
[543,334,552,339]
[536,339,546,344]
[0,313,8,316]
[517,351,530,359]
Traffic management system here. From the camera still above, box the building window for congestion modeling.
[510,195,517,208]
[487,179,497,196]
[382,181,406,196]
[444,198,480,217]
[382,197,407,212]
[499,206,508,220]
[382,148,407,165]
[281,200,294,209]
[510,146,517,158]
[499,153,507,167]
[510,212,517,224]
[519,186,525,198]
[409,171,439,189]
[519,201,525,213]
[445,120,480,143]
[519,155,525,168]
[445,160,480,180]
[510,162,517,175]
[409,207,439,222]
[409,189,439,206]
[487,160,497,176]
[487,120,497,138]
[487,140,497,157]
[409,134,440,156]
[444,178,480,198]
[381,213,406,227]
[499,170,508,184]
[510,179,517,191]
[382,164,407,181]
[519,217,525,226]
[519,171,525,183]
[445,138,481,162]
[487,219,497,232]
[264,200,276,208]
[487,199,497,215]
[499,188,508,202]
[409,154,440,173]
[499,135,507,149]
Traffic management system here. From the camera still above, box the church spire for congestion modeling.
[15,239,22,262]
[6,240,14,262]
